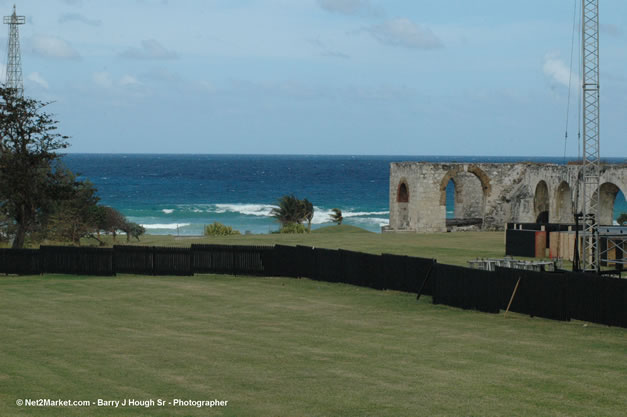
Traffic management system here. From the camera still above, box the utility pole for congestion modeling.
[580,0,601,272]
[3,4,25,96]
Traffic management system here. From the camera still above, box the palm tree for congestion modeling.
[271,195,305,226]
[331,208,343,225]
[303,198,314,232]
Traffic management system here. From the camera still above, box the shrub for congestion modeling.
[279,223,309,234]
[204,222,240,236]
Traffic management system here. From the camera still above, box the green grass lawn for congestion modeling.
[70,226,508,267]
[1,274,625,417]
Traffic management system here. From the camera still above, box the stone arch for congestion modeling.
[397,181,409,203]
[439,166,464,205]
[439,166,489,227]
[467,164,492,196]
[554,181,574,223]
[534,180,550,223]
[396,178,410,229]
[595,182,622,225]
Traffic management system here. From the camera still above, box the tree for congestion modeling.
[618,213,627,226]
[271,195,315,228]
[100,206,127,241]
[331,208,343,225]
[303,198,314,232]
[0,87,71,248]
[121,222,146,242]
[45,171,101,245]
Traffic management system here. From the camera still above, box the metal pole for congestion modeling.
[580,0,601,273]
[3,5,26,96]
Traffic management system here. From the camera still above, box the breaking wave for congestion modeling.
[142,223,191,230]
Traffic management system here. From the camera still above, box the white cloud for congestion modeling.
[27,72,49,89]
[93,71,113,88]
[0,63,5,81]
[119,74,141,87]
[31,35,80,59]
[94,72,147,91]
[543,53,576,88]
[120,39,178,60]
[317,0,381,16]
[363,18,442,49]
[58,13,102,27]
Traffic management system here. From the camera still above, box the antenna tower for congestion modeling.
[580,0,601,272]
[3,4,25,96]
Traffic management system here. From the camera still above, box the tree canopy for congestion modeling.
[0,87,142,247]
[0,87,72,247]
[331,208,343,225]
[271,195,315,230]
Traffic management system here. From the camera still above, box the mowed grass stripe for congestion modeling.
[0,274,625,417]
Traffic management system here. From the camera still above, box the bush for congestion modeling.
[279,223,309,234]
[204,222,240,236]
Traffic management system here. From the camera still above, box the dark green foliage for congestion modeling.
[204,222,240,236]
[302,198,314,232]
[271,194,315,230]
[122,222,146,242]
[618,213,627,226]
[100,206,128,242]
[0,87,73,247]
[45,170,101,245]
[331,208,343,225]
[279,223,308,234]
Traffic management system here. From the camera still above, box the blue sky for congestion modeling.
[1,0,626,156]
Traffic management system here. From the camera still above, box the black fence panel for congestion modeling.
[233,246,274,275]
[0,249,40,275]
[296,245,315,279]
[260,248,276,277]
[432,264,500,313]
[273,245,302,277]
[153,247,192,276]
[505,229,537,257]
[565,271,627,327]
[192,244,232,274]
[41,246,80,274]
[191,244,274,275]
[408,256,435,295]
[340,249,366,286]
[313,248,343,283]
[40,246,114,276]
[113,245,154,275]
[494,267,570,321]
[380,254,434,293]
[362,252,384,290]
[603,277,627,328]
[80,248,114,276]
[380,254,407,291]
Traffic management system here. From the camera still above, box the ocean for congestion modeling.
[62,154,627,235]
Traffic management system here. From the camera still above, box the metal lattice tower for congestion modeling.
[3,5,25,96]
[581,0,601,272]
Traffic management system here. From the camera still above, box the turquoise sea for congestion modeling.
[63,154,627,235]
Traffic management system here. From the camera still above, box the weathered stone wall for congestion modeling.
[387,162,627,233]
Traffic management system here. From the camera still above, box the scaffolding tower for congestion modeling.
[3,4,25,96]
[580,0,601,272]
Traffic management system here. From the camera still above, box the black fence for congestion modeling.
[1,244,625,328]
[191,244,273,275]
[505,229,539,258]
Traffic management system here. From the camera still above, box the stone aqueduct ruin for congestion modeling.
[386,162,627,233]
